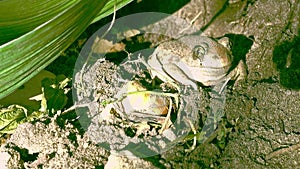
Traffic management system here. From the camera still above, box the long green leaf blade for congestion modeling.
[92,0,133,24]
[0,0,75,45]
[0,0,109,99]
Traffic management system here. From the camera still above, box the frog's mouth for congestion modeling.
[178,64,229,87]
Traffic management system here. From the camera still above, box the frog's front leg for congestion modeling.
[163,63,198,90]
[218,60,247,93]
[236,60,247,82]
[230,60,247,88]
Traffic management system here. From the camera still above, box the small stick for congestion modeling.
[185,119,197,152]
[266,143,300,160]
[159,97,173,134]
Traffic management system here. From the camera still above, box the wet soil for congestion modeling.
[1,0,300,168]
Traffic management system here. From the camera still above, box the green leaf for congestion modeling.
[0,105,28,136]
[41,75,71,112]
[0,0,133,100]
[0,105,45,136]
[44,87,68,111]
[0,105,27,131]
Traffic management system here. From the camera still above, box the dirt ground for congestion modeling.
[1,0,300,168]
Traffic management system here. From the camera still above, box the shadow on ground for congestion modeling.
[273,30,300,89]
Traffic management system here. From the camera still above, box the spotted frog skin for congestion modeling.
[147,35,246,90]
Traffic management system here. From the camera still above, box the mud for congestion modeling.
[1,0,300,168]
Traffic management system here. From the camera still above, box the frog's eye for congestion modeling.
[192,42,209,61]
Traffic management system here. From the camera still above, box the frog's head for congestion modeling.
[181,35,233,69]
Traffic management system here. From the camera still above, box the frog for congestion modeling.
[145,35,247,149]
[99,35,247,147]
[147,35,247,91]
